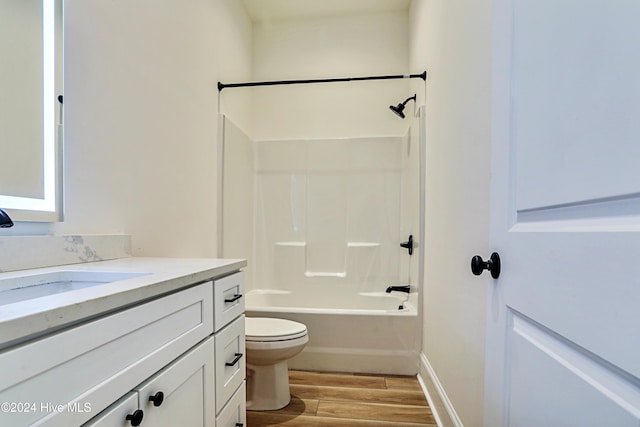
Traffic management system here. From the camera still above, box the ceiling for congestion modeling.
[242,0,411,23]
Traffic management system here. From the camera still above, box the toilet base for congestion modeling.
[246,360,291,411]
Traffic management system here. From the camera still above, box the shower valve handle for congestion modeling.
[400,235,413,255]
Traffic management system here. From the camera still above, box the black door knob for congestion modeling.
[126,409,144,426]
[471,252,501,279]
[149,391,164,407]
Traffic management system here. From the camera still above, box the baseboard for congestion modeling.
[417,352,464,427]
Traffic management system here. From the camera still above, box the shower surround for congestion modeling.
[219,111,423,373]
[254,136,408,294]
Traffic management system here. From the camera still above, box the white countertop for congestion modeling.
[0,257,246,348]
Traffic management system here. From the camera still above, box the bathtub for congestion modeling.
[245,289,420,375]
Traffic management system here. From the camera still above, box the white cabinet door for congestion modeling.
[82,393,140,427]
[83,337,215,427]
[485,1,640,426]
[135,337,215,427]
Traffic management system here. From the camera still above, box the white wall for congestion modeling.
[48,0,253,256]
[410,0,492,426]
[249,10,412,140]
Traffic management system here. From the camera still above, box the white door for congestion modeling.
[484,1,640,426]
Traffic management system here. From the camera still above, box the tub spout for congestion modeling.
[385,285,410,294]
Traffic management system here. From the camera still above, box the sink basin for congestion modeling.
[0,271,150,306]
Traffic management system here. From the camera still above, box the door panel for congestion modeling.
[512,1,640,211]
[486,0,640,425]
[507,312,640,426]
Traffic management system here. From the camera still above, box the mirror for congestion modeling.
[0,0,63,222]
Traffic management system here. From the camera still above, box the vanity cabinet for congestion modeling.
[0,269,246,427]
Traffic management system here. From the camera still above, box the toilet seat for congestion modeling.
[246,317,307,342]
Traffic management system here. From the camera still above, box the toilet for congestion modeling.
[245,317,308,411]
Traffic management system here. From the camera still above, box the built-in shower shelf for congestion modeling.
[275,242,307,247]
[347,242,380,248]
[274,242,380,248]
[304,271,347,278]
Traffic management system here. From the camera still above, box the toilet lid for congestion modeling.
[245,317,308,342]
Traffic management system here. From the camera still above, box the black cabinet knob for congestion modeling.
[126,409,144,426]
[471,252,501,279]
[149,391,164,407]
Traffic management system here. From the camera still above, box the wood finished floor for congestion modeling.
[247,370,437,427]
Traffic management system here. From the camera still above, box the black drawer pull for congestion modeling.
[225,353,243,367]
[236,424,244,427]
[224,294,243,303]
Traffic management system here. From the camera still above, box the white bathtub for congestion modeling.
[245,289,420,375]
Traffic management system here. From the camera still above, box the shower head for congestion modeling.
[389,104,406,119]
[389,94,417,119]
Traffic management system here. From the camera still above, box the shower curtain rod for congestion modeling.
[217,71,426,91]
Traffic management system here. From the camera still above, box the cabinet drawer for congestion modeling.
[215,382,246,427]
[214,315,246,413]
[135,337,215,427]
[213,271,245,332]
[0,282,213,427]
